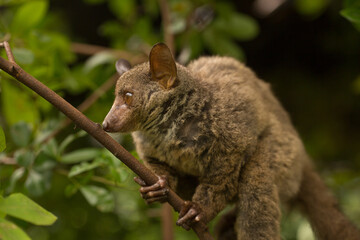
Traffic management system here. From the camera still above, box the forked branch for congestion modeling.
[0,42,213,240]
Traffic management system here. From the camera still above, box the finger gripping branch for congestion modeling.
[135,175,170,204]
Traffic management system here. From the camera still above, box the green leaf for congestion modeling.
[33,151,57,172]
[0,127,5,152]
[109,0,136,23]
[11,0,49,33]
[80,185,115,212]
[80,185,105,206]
[103,150,130,183]
[95,190,115,212]
[111,166,129,183]
[80,186,98,206]
[58,134,77,154]
[83,52,116,73]
[341,8,360,24]
[0,218,31,240]
[214,13,259,41]
[59,131,87,154]
[6,168,25,193]
[133,17,159,43]
[1,80,39,125]
[25,170,50,197]
[14,150,35,167]
[10,122,32,147]
[60,148,101,164]
[41,138,58,159]
[0,193,57,225]
[12,48,35,65]
[68,159,103,178]
[295,0,329,16]
[204,28,245,60]
[64,184,79,197]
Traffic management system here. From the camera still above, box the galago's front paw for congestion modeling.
[176,201,205,231]
[134,175,169,204]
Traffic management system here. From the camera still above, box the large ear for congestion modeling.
[115,59,131,76]
[149,43,177,89]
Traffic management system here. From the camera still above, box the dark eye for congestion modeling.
[124,92,133,106]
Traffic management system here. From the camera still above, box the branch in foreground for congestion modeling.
[0,42,213,240]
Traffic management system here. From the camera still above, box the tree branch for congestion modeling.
[0,42,15,63]
[0,41,213,240]
[0,156,16,165]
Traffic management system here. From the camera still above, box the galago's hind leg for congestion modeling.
[235,135,282,240]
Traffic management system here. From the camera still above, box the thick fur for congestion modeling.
[105,53,360,239]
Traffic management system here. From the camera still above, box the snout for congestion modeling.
[102,116,116,133]
[102,103,121,132]
[102,120,111,132]
[102,101,134,133]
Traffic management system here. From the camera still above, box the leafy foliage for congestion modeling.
[0,193,56,240]
[0,193,57,225]
[0,218,31,240]
[341,0,360,30]
[0,0,359,239]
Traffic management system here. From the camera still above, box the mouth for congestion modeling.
[102,120,134,133]
[102,121,121,133]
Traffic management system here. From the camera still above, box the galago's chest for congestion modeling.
[161,147,203,176]
[133,132,204,176]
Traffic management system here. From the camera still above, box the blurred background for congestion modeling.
[0,0,359,239]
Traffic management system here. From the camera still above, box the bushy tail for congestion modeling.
[297,164,360,240]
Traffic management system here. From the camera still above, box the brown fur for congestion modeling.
[103,43,360,240]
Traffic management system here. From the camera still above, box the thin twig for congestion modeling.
[158,0,175,55]
[0,41,15,63]
[0,156,16,165]
[0,42,213,240]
